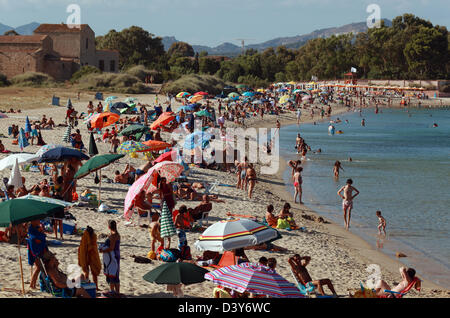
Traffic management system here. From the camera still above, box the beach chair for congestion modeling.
[380,277,421,298]
[197,211,210,227]
[210,251,239,269]
[204,180,220,195]
[289,268,333,298]
[38,258,73,298]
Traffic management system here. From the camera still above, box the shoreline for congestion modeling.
[259,107,448,292]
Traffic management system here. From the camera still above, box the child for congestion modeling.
[376,211,386,236]
[149,213,164,254]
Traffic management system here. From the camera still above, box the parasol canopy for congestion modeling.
[143,262,209,286]
[150,112,176,131]
[38,147,89,163]
[74,154,125,180]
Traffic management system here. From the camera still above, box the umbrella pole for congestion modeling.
[16,226,25,295]
[98,168,102,208]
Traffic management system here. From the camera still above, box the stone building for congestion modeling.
[0,23,119,81]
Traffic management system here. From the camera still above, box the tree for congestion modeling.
[167,42,195,58]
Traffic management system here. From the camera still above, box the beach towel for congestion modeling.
[276,218,291,230]
[78,231,101,277]
[101,248,119,281]
[27,225,48,266]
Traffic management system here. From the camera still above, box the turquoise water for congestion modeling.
[279,107,450,288]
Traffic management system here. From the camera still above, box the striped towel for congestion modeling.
[160,201,176,238]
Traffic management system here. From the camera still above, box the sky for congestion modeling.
[0,0,449,47]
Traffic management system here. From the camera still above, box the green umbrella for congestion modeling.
[74,154,125,206]
[236,84,248,89]
[143,262,209,286]
[0,199,65,294]
[118,124,149,139]
[195,110,213,118]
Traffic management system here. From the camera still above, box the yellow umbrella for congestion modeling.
[189,95,204,103]
[279,95,290,104]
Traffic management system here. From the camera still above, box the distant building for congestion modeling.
[0,23,119,81]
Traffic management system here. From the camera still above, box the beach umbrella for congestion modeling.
[302,95,311,101]
[179,104,196,112]
[143,262,209,286]
[105,96,118,103]
[215,92,227,99]
[17,195,74,207]
[35,144,61,157]
[153,150,177,164]
[25,116,32,134]
[8,158,23,189]
[18,128,29,152]
[252,100,263,105]
[0,153,39,171]
[142,140,172,152]
[124,97,138,103]
[195,109,213,119]
[88,132,99,157]
[160,201,177,239]
[118,124,150,139]
[204,263,303,298]
[74,153,125,206]
[38,147,89,163]
[189,95,204,103]
[194,91,209,96]
[228,92,240,99]
[176,92,191,99]
[117,141,151,156]
[150,112,176,131]
[123,161,183,218]
[279,95,290,104]
[90,112,120,130]
[62,126,71,144]
[236,84,247,89]
[0,199,65,294]
[242,92,255,98]
[194,219,279,252]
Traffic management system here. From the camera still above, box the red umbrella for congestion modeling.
[150,112,176,130]
[194,92,209,96]
[142,140,172,152]
[154,150,176,164]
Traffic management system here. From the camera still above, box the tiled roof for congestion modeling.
[34,24,90,33]
[0,35,48,44]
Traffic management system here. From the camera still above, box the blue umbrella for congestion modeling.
[242,92,255,97]
[184,131,213,150]
[38,147,90,163]
[18,128,29,151]
[25,116,32,134]
[179,104,197,112]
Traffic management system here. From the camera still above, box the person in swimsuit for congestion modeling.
[337,179,360,230]
[158,177,175,213]
[289,254,337,297]
[238,157,249,191]
[376,210,387,236]
[149,213,164,253]
[293,167,303,204]
[333,161,344,179]
[246,163,257,199]
[375,267,419,297]
[100,220,121,294]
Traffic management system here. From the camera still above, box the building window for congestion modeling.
[99,60,105,71]
[110,60,116,72]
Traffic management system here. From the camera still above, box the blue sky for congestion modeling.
[1,0,448,46]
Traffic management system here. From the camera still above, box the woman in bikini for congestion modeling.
[246,164,257,199]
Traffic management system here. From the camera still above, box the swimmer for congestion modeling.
[433,123,438,128]
[361,119,366,127]
[376,210,387,236]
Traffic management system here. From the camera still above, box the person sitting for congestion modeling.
[0,140,10,153]
[52,176,64,200]
[114,164,136,185]
[375,267,420,297]
[39,185,51,198]
[234,248,249,264]
[188,195,213,221]
[43,252,91,298]
[16,177,28,197]
[278,203,293,219]
[174,205,193,230]
[42,117,55,129]
[133,190,153,218]
[71,129,83,150]
[102,129,111,143]
[4,185,16,199]
[289,254,337,296]
[265,204,278,227]
[40,115,48,127]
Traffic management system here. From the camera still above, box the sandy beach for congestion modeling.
[0,89,448,299]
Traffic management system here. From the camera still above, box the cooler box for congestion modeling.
[62,220,76,235]
[81,283,96,298]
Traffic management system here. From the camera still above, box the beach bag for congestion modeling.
[277,218,291,230]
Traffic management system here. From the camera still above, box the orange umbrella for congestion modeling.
[142,140,172,152]
[150,112,176,130]
[90,112,120,129]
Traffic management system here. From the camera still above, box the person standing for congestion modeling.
[100,220,121,294]
[337,179,360,230]
[293,167,303,204]
[333,161,344,179]
[78,226,101,290]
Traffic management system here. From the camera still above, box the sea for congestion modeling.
[279,107,450,289]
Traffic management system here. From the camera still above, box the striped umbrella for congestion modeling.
[176,92,191,99]
[204,263,304,298]
[194,219,278,252]
[25,116,32,134]
[18,128,29,151]
[36,144,61,157]
[62,126,71,143]
[160,201,176,239]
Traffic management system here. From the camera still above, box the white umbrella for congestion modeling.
[8,158,23,188]
[194,219,279,252]
[0,153,39,171]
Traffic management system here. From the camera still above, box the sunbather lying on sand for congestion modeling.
[177,185,224,202]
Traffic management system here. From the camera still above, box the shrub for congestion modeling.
[76,73,148,94]
[71,66,102,83]
[0,73,10,87]
[161,74,229,95]
[10,72,56,87]
[125,65,163,83]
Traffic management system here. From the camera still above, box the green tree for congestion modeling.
[167,42,195,58]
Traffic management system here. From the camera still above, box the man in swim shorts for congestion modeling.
[337,179,360,230]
